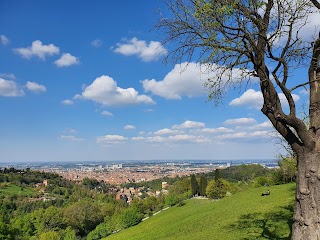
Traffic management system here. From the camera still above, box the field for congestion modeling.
[104,183,295,240]
[0,184,35,197]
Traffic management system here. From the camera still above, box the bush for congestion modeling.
[253,176,271,188]
[119,208,143,229]
[206,179,231,199]
[87,222,112,240]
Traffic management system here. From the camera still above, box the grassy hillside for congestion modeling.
[0,183,35,197]
[104,183,295,240]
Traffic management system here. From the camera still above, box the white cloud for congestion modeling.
[154,128,182,135]
[91,39,103,47]
[124,125,136,130]
[62,99,74,105]
[97,135,127,144]
[168,134,211,143]
[113,37,167,62]
[251,121,273,130]
[217,131,270,140]
[142,62,258,100]
[142,62,208,99]
[0,78,24,97]
[55,53,79,67]
[278,93,300,107]
[25,81,46,93]
[0,73,16,80]
[224,118,258,125]
[14,40,60,60]
[101,111,113,117]
[74,75,155,106]
[229,89,263,109]
[299,89,309,95]
[60,135,84,141]
[229,88,300,109]
[198,127,233,133]
[172,120,205,129]
[132,133,210,143]
[0,35,9,45]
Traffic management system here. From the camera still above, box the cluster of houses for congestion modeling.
[115,182,169,204]
[30,179,170,204]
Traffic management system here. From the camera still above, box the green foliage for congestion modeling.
[63,201,103,236]
[31,206,66,234]
[165,194,177,207]
[206,179,231,199]
[169,177,191,195]
[214,169,220,181]
[199,175,208,196]
[209,164,273,183]
[38,231,60,240]
[87,221,112,240]
[254,176,271,188]
[0,217,12,240]
[190,174,199,196]
[272,156,297,184]
[63,227,76,240]
[82,177,100,189]
[118,207,143,229]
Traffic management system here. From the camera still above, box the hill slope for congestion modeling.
[104,183,295,240]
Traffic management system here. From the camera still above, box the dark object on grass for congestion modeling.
[261,190,270,196]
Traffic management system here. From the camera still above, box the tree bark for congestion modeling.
[292,149,320,239]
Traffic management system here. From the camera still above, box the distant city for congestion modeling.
[0,159,278,185]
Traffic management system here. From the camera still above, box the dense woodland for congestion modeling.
[0,158,296,239]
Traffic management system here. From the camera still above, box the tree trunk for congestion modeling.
[292,149,320,239]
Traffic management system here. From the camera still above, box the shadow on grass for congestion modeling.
[228,204,294,240]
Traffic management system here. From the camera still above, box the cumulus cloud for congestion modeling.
[97,135,127,144]
[74,75,154,106]
[142,62,208,99]
[101,111,113,117]
[0,78,24,97]
[168,134,211,143]
[229,89,300,109]
[55,53,79,67]
[91,39,103,47]
[142,62,258,100]
[124,125,136,130]
[113,37,167,62]
[0,35,9,45]
[154,128,182,135]
[14,40,60,60]
[217,131,270,140]
[62,99,74,105]
[25,81,46,93]
[224,118,258,125]
[0,73,15,80]
[229,89,263,109]
[278,93,300,107]
[197,127,233,133]
[172,120,206,129]
[132,134,210,143]
[121,118,275,145]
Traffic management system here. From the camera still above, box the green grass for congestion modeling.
[104,183,295,240]
[0,184,35,197]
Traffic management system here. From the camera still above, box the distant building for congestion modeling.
[162,182,168,189]
[112,164,123,169]
[43,179,48,186]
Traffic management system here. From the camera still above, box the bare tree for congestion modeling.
[156,0,320,239]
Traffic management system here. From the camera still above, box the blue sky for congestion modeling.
[0,1,316,162]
